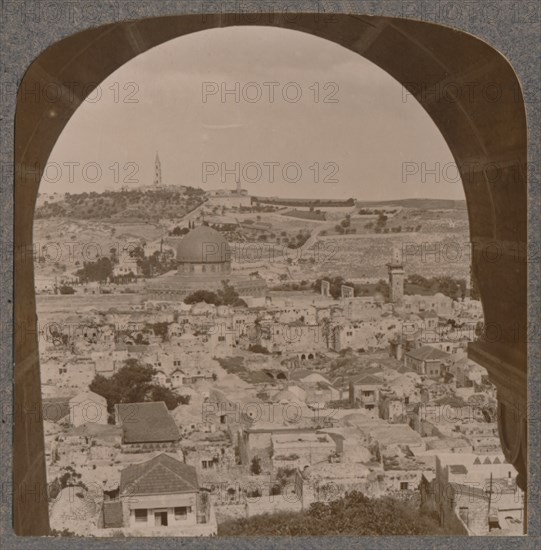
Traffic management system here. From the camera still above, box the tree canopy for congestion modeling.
[184,281,247,307]
[75,257,112,282]
[89,360,184,414]
[218,491,451,536]
[406,274,467,300]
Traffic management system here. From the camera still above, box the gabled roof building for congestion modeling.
[101,453,216,536]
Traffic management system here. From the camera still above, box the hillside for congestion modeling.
[35,187,206,221]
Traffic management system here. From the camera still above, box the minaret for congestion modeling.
[154,152,162,188]
[236,176,242,195]
[465,266,472,299]
[387,247,405,304]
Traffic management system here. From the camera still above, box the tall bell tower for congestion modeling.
[154,151,162,188]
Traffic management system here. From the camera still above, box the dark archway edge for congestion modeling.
[14,13,527,535]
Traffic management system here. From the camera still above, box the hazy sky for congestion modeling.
[41,26,464,201]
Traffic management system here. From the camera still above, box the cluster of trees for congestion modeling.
[35,187,206,220]
[334,214,356,235]
[129,246,175,278]
[170,220,199,235]
[170,226,190,236]
[184,281,247,307]
[363,212,388,232]
[58,284,76,294]
[75,257,113,282]
[313,274,472,303]
[358,208,397,216]
[75,247,177,283]
[271,280,312,292]
[406,274,468,300]
[374,212,388,232]
[363,212,419,233]
[218,491,450,536]
[255,197,354,208]
[145,321,169,342]
[89,360,188,415]
[287,231,310,248]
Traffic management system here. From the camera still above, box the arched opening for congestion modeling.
[15,14,527,536]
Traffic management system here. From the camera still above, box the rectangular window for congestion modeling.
[400,482,409,490]
[174,506,190,520]
[134,509,147,522]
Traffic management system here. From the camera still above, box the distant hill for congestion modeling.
[35,187,207,221]
[356,198,467,210]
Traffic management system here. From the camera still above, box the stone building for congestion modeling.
[68,390,108,427]
[421,453,524,535]
[114,402,181,453]
[102,453,217,535]
[404,345,451,379]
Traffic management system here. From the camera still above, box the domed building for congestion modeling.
[175,225,231,276]
[145,225,267,304]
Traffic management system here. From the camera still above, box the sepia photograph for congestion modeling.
[5,4,536,545]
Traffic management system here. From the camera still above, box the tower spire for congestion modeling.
[154,151,162,188]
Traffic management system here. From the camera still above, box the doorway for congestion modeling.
[154,510,168,527]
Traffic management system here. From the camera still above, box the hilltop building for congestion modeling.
[207,178,252,208]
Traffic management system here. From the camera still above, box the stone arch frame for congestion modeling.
[14,13,528,535]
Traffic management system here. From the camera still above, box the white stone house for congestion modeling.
[68,390,108,427]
